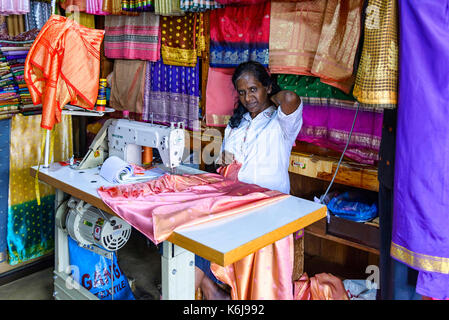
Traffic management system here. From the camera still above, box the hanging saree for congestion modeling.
[209,1,270,68]
[24,15,104,130]
[109,59,146,116]
[104,12,160,61]
[269,0,363,94]
[161,13,206,67]
[278,74,382,164]
[142,58,200,131]
[58,0,87,12]
[7,114,73,265]
[98,173,288,244]
[391,0,449,300]
[205,67,237,127]
[154,0,183,16]
[0,119,10,264]
[352,0,398,109]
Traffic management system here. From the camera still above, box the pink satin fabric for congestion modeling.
[294,272,349,300]
[97,173,288,244]
[209,162,294,300]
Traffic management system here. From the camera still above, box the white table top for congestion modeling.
[32,163,326,266]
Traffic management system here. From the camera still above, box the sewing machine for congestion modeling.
[76,119,186,170]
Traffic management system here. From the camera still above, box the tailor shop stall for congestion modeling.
[0,0,447,301]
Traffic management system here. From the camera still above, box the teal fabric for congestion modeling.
[7,195,55,265]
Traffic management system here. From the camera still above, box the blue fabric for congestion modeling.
[210,42,269,68]
[0,119,10,263]
[327,191,378,222]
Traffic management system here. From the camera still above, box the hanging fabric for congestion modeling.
[7,114,72,265]
[205,67,237,127]
[352,0,398,109]
[209,1,270,68]
[24,14,104,130]
[142,58,200,131]
[109,59,147,116]
[269,0,363,94]
[121,0,154,12]
[278,74,382,165]
[104,12,161,61]
[154,0,183,16]
[160,13,206,67]
[0,119,11,264]
[391,0,449,300]
[24,1,53,31]
[86,0,111,15]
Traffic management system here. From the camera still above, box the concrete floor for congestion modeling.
[0,231,162,300]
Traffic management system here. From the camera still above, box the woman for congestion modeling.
[195,61,303,299]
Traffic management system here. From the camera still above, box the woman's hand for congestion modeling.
[270,90,301,115]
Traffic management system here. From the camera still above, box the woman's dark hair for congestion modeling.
[228,61,281,128]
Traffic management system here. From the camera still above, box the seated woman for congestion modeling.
[195,61,303,300]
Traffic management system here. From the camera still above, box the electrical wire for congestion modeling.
[319,103,360,206]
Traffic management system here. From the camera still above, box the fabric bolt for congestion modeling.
[109,59,146,115]
[0,119,10,264]
[269,0,363,94]
[97,173,289,244]
[160,13,206,67]
[391,0,449,300]
[104,12,161,61]
[7,114,73,265]
[352,0,398,109]
[209,1,270,68]
[24,14,104,130]
[142,58,200,131]
[205,67,238,127]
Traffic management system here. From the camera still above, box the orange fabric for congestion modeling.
[24,15,104,130]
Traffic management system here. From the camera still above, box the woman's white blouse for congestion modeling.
[221,102,303,194]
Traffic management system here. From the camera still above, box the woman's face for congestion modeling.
[235,72,272,119]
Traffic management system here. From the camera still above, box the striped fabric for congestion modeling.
[104,12,161,61]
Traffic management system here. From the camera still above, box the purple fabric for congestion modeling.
[142,59,200,131]
[296,100,383,164]
[392,0,449,300]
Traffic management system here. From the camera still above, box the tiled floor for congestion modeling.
[0,231,162,300]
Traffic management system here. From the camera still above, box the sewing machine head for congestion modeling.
[108,119,185,169]
[76,119,185,170]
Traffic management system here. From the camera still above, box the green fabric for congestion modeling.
[277,74,355,101]
[7,195,55,265]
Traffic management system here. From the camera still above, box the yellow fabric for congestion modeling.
[352,0,398,108]
[9,114,73,206]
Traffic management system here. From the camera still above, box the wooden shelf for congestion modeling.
[289,151,379,192]
[305,218,380,255]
